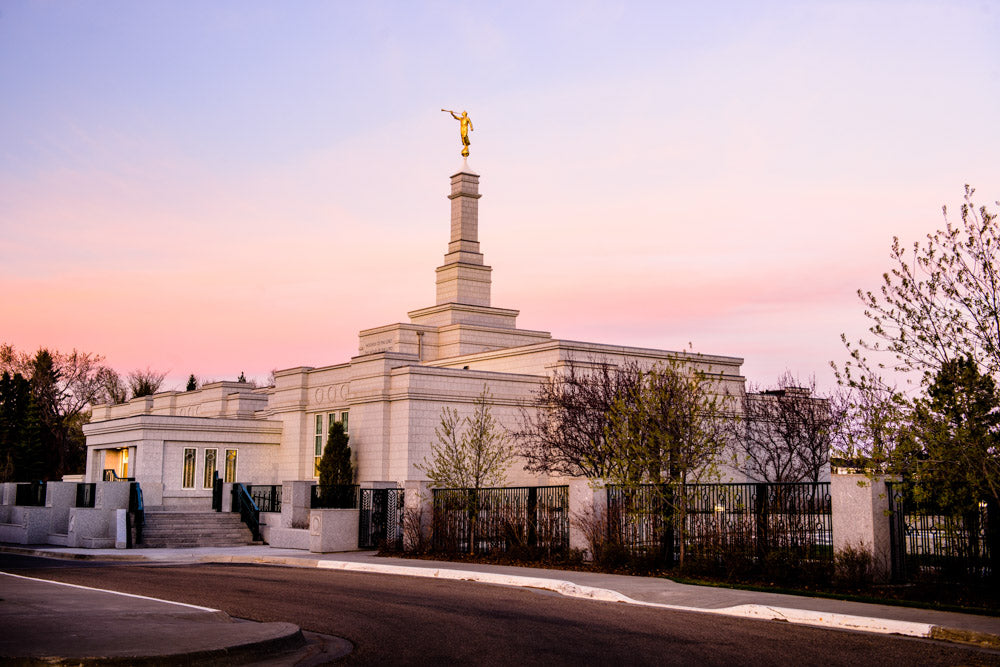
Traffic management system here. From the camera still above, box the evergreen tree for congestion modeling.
[17,392,49,481]
[28,350,61,478]
[903,356,1000,512]
[318,421,353,487]
[186,374,198,391]
[0,372,30,481]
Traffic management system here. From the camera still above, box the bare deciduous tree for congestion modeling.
[605,359,732,566]
[417,386,514,490]
[97,367,128,404]
[736,373,834,483]
[127,368,167,398]
[848,185,1000,383]
[516,360,644,479]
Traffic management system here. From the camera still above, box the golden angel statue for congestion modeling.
[442,109,473,157]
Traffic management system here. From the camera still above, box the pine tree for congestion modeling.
[0,372,30,481]
[186,374,198,391]
[318,421,353,486]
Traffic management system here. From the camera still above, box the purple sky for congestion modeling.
[2,1,998,392]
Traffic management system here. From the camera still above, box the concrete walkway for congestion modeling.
[3,543,999,662]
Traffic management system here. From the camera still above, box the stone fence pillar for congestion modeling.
[403,480,433,551]
[281,481,315,529]
[831,473,896,582]
[568,478,607,560]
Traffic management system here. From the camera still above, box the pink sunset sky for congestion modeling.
[2,2,998,393]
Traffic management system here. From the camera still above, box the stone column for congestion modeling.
[568,478,608,560]
[403,480,433,551]
[831,473,896,582]
[435,165,493,306]
[281,481,315,529]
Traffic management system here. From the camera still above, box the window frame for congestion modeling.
[182,447,196,489]
[203,448,218,489]
[224,448,238,483]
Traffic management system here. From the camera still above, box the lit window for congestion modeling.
[314,414,323,456]
[341,411,349,433]
[314,414,324,478]
[182,448,196,489]
[224,449,237,483]
[203,449,217,489]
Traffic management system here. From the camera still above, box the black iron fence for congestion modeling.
[606,482,832,570]
[247,485,282,513]
[311,484,359,509]
[887,482,997,582]
[75,482,96,508]
[102,469,134,482]
[431,486,569,555]
[14,481,46,507]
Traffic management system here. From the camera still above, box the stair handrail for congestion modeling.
[127,482,145,547]
[232,483,261,542]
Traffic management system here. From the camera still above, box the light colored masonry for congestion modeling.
[83,160,749,509]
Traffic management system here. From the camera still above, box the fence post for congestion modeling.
[987,498,999,583]
[568,479,606,559]
[527,486,538,549]
[754,483,768,562]
[280,481,314,529]
[831,473,896,582]
[402,480,432,551]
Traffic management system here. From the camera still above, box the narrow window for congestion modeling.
[341,411,349,433]
[314,414,323,457]
[224,449,238,483]
[203,448,218,489]
[182,448,196,489]
[314,414,324,478]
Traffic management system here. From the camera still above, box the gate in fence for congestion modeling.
[886,481,996,582]
[359,488,403,550]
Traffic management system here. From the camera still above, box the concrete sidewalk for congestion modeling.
[3,543,1000,660]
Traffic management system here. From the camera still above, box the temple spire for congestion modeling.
[435,161,492,306]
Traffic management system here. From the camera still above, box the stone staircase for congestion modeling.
[139,510,260,548]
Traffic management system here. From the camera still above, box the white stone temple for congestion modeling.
[83,161,747,509]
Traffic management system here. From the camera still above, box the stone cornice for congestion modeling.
[82,414,283,437]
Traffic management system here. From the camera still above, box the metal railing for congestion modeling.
[232,483,261,542]
[606,482,833,568]
[127,482,144,547]
[311,484,359,509]
[211,472,223,511]
[102,469,134,482]
[14,481,46,507]
[247,485,282,513]
[75,482,96,508]
[431,486,569,555]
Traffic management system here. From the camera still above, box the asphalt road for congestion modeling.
[4,555,999,666]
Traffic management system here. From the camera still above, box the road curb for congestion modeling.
[6,545,999,650]
[0,544,147,561]
[211,554,1000,648]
